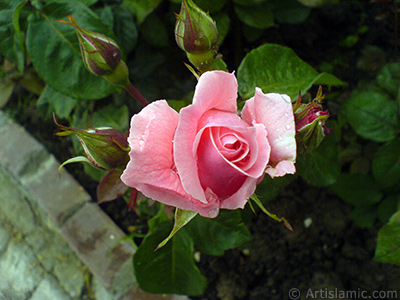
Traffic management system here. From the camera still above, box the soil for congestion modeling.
[4,1,400,300]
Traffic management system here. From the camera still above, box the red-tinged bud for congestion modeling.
[175,0,219,71]
[58,15,122,76]
[55,116,130,171]
[294,86,332,154]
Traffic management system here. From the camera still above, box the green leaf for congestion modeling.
[376,63,400,97]
[37,85,78,119]
[344,87,400,142]
[0,78,15,109]
[214,12,230,46]
[131,195,163,219]
[12,2,26,73]
[350,205,376,229]
[0,0,26,65]
[193,0,228,13]
[297,135,340,187]
[168,99,188,112]
[133,221,207,295]
[372,137,400,190]
[42,0,99,5]
[95,5,114,30]
[140,13,169,48]
[92,104,129,132]
[378,194,400,224]
[148,209,170,233]
[242,24,264,42]
[272,0,311,24]
[185,210,252,256]
[237,43,344,100]
[26,1,116,100]
[312,72,347,88]
[122,0,162,24]
[234,2,274,29]
[330,173,383,207]
[0,0,25,10]
[157,209,198,250]
[296,0,339,6]
[232,0,265,6]
[83,162,107,181]
[131,44,166,79]
[256,173,297,203]
[375,210,400,266]
[69,102,129,133]
[112,6,138,55]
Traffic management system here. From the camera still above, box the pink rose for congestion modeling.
[121,71,296,218]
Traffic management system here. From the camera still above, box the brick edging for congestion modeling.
[0,111,188,300]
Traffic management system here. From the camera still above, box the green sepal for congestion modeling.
[156,209,198,250]
[250,194,293,231]
[58,156,92,176]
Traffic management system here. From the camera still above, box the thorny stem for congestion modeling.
[124,82,150,107]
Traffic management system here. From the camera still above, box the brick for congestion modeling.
[0,111,90,225]
[60,202,136,292]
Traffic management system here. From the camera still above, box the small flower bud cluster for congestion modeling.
[175,0,219,72]
[58,15,129,87]
[55,117,130,171]
[294,86,332,154]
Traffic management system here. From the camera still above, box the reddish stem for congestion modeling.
[124,82,150,107]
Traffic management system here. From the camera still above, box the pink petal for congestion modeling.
[192,71,238,113]
[120,100,219,217]
[217,128,250,162]
[193,111,270,200]
[174,71,239,202]
[242,88,296,177]
[196,127,247,199]
[220,177,259,210]
[266,160,296,177]
[196,110,270,177]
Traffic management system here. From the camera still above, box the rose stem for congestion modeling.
[125,82,150,107]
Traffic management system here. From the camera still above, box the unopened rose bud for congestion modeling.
[58,15,123,75]
[175,0,219,71]
[55,117,130,170]
[294,86,332,154]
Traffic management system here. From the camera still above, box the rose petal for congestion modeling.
[120,100,219,217]
[242,88,296,177]
[266,160,296,177]
[174,71,239,202]
[197,127,247,198]
[192,71,238,113]
[217,128,249,162]
[193,110,270,178]
[220,177,258,210]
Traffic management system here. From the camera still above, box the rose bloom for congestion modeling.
[121,71,296,218]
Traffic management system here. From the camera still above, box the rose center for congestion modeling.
[196,127,248,199]
[217,129,250,166]
[222,135,240,150]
